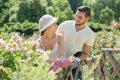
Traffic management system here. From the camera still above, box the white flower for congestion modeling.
[0,60,4,65]
[25,50,34,57]
[36,49,45,53]
[13,71,17,79]
[10,48,15,52]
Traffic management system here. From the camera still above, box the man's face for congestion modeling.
[75,10,88,26]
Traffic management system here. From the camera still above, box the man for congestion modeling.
[57,5,95,79]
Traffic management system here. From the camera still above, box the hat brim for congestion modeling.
[39,17,58,32]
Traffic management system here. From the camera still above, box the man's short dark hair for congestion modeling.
[77,5,91,17]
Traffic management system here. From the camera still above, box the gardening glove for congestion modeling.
[51,58,71,72]
[54,58,71,68]
[51,64,61,72]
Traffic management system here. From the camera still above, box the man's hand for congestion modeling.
[72,59,79,68]
[69,56,81,68]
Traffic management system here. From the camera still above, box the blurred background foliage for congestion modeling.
[0,0,120,37]
[0,0,120,80]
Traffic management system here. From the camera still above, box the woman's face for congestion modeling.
[41,22,57,36]
[46,22,57,32]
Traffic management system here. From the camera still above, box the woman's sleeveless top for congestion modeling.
[37,35,58,54]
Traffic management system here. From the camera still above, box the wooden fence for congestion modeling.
[57,48,120,80]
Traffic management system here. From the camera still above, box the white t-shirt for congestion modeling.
[57,20,95,58]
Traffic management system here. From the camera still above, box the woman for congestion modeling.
[37,14,71,72]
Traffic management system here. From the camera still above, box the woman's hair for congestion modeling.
[77,5,91,17]
[41,29,46,36]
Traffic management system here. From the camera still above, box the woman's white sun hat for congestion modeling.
[39,14,58,32]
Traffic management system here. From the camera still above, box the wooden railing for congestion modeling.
[99,48,120,80]
[56,48,120,80]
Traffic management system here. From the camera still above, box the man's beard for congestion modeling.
[75,20,86,26]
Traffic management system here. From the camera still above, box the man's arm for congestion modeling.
[68,44,92,62]
[80,32,95,61]
[80,44,92,61]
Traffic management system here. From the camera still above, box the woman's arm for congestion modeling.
[57,34,66,58]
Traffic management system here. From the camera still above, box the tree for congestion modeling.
[104,0,120,21]
[99,7,114,25]
[9,0,20,22]
[68,0,83,13]
[49,0,74,24]
[0,0,10,26]
[114,0,120,21]
[17,0,47,22]
[83,0,96,22]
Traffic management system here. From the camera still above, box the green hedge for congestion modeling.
[0,20,38,37]
[88,22,113,32]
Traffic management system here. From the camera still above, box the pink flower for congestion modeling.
[113,20,120,27]
[0,38,6,45]
[16,38,23,43]
[26,41,39,46]
[10,34,23,43]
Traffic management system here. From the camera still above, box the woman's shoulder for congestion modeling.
[56,33,64,46]
[56,33,64,39]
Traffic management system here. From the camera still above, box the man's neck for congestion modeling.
[75,24,86,32]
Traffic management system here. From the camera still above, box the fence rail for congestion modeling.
[57,48,120,80]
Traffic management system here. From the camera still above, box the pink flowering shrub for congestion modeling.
[113,20,120,27]
[0,33,55,80]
